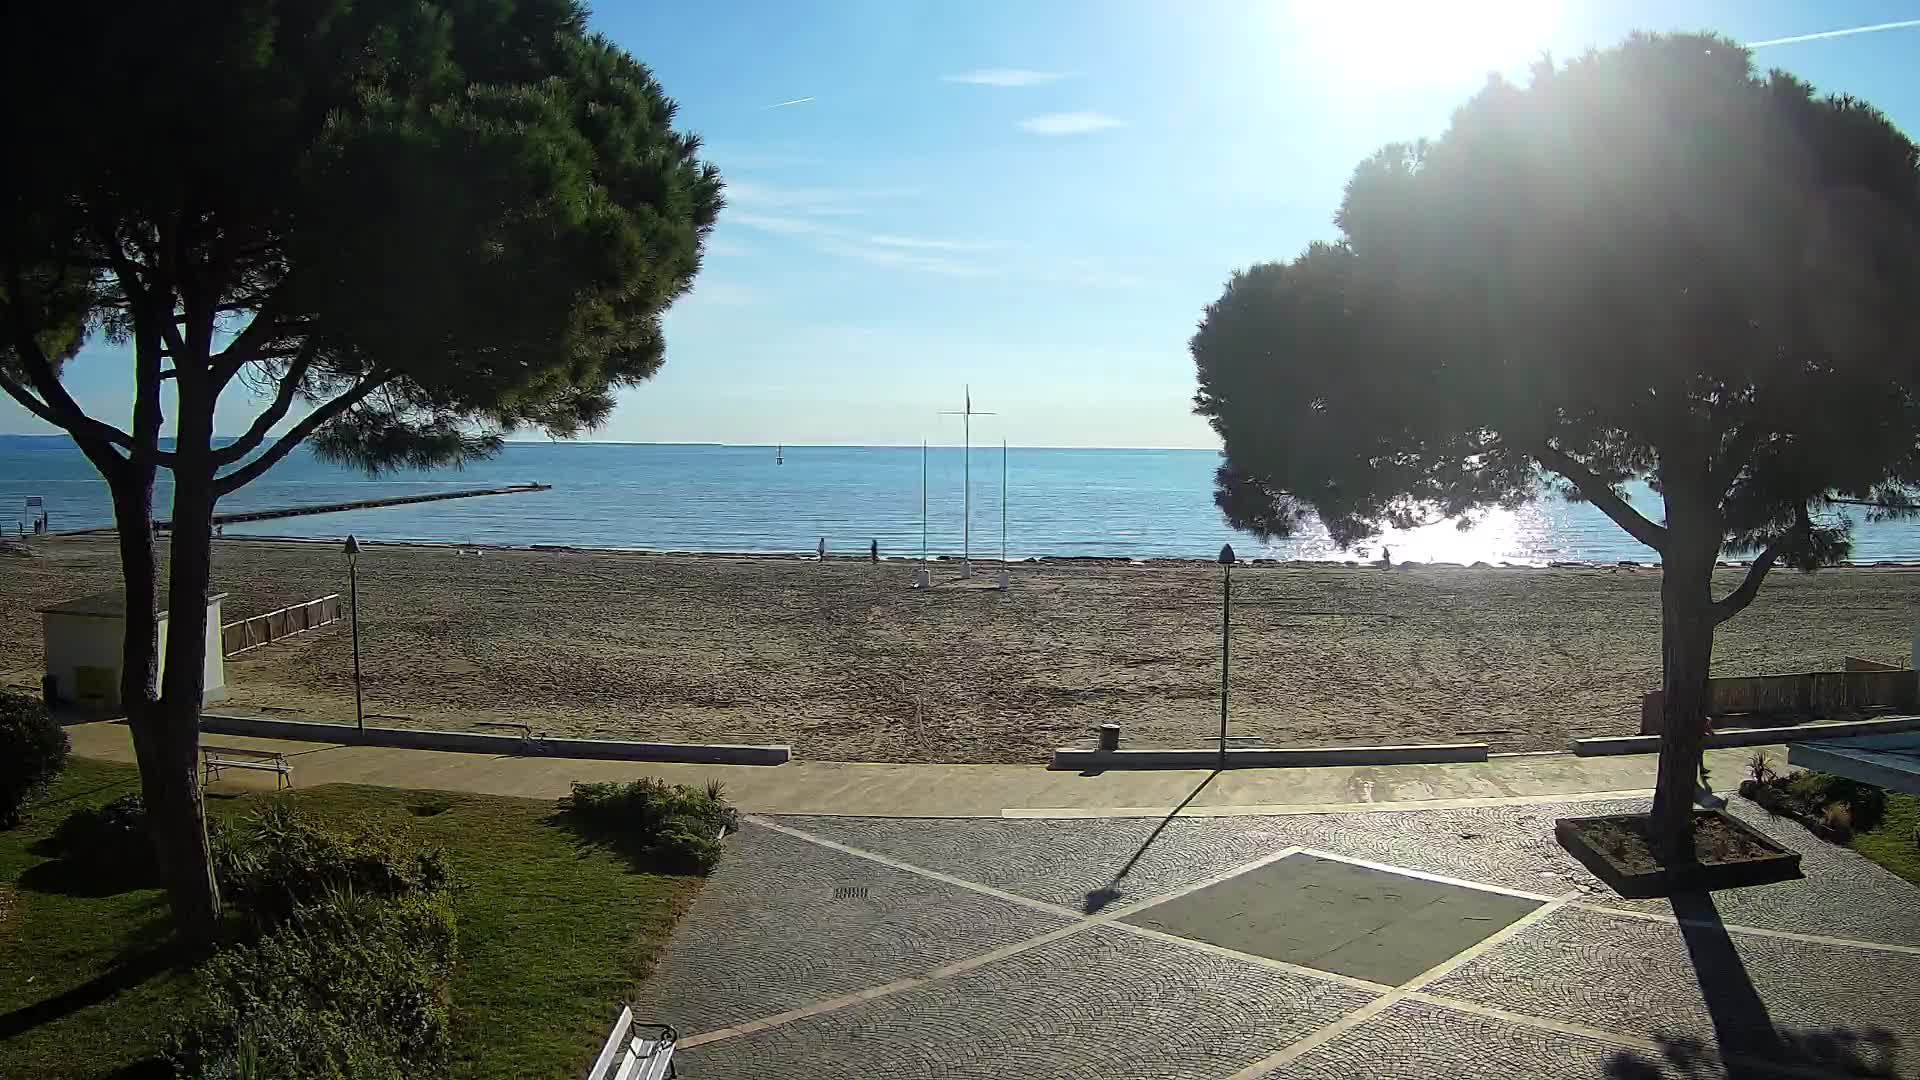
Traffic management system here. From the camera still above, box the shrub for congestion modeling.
[215,803,451,930]
[1786,772,1889,833]
[1822,802,1855,835]
[560,777,738,875]
[1747,751,1776,786]
[168,890,458,1080]
[0,690,69,828]
[49,793,156,885]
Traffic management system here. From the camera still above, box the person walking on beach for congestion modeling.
[869,539,878,563]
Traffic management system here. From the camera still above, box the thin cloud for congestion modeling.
[1018,111,1124,136]
[864,234,985,252]
[767,96,816,108]
[943,68,1069,87]
[728,212,833,237]
[1747,18,1920,48]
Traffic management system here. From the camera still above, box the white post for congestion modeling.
[962,387,972,579]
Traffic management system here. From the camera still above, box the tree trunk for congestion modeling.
[1651,544,1717,865]
[151,398,223,942]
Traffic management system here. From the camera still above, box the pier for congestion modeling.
[154,483,552,530]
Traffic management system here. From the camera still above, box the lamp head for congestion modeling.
[1217,543,1234,565]
[344,535,361,559]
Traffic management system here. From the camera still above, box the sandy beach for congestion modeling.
[3,535,1916,763]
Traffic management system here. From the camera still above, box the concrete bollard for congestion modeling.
[962,560,974,579]
[996,569,1009,591]
[1097,723,1120,752]
[913,568,931,590]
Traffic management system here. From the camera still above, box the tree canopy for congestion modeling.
[0,0,721,938]
[2,0,721,478]
[1192,32,1920,858]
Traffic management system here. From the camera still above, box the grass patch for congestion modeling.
[1,759,704,1079]
[1849,791,1920,886]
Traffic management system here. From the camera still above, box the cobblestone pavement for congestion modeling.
[645,798,1920,1079]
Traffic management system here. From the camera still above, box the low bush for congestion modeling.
[49,793,156,885]
[559,777,738,874]
[1785,772,1888,833]
[168,890,458,1080]
[215,802,451,929]
[1,690,69,828]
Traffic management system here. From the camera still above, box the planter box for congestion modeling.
[1555,810,1802,899]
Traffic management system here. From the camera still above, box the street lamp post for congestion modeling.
[1218,543,1234,769]
[345,535,364,733]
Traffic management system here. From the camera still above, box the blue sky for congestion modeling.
[8,1,1919,449]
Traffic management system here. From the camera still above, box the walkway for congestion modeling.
[67,721,1920,1076]
[69,720,1777,817]
[644,802,1919,1079]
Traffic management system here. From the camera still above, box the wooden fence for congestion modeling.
[1639,668,1918,734]
[222,594,344,658]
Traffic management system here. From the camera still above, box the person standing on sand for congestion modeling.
[869,539,878,563]
[1376,546,1392,568]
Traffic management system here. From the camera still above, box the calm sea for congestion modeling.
[6,435,1920,564]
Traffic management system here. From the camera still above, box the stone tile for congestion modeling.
[1425,905,1920,1071]
[1280,998,1731,1079]
[630,821,1073,1036]
[777,813,1326,912]
[1122,853,1541,985]
[1592,798,1920,946]
[675,923,1379,1080]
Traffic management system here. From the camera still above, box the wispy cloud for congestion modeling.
[1747,18,1920,48]
[943,68,1069,88]
[767,95,816,108]
[703,240,753,258]
[864,234,986,252]
[1017,111,1124,136]
[727,180,916,217]
[818,241,985,277]
[728,211,833,237]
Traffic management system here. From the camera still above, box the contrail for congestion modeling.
[768,96,815,109]
[1747,18,1920,48]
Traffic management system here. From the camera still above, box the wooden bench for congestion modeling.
[201,745,294,790]
[589,1006,675,1080]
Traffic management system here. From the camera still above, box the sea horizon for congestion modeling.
[10,435,1920,564]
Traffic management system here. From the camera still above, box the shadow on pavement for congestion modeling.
[1602,892,1900,1078]
[1084,769,1219,914]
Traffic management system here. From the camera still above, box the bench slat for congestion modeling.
[588,1006,633,1080]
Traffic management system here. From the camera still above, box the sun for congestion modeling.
[1273,0,1562,91]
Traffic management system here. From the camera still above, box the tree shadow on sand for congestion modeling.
[1603,892,1901,1078]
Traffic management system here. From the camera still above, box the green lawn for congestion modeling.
[1850,790,1920,886]
[1,758,704,1080]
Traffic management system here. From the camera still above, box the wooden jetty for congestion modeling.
[156,482,552,530]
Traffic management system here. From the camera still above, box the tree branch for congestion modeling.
[209,301,287,389]
[211,343,317,467]
[1712,543,1781,625]
[1534,441,1669,553]
[1,276,150,460]
[213,372,393,495]
[1713,506,1812,624]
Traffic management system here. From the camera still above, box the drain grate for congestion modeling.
[832,886,870,901]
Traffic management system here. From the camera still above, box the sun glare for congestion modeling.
[1275,0,1561,90]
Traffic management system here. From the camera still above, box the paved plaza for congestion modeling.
[637,794,1920,1079]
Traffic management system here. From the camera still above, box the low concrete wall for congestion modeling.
[200,713,790,765]
[1572,713,1920,756]
[1843,656,1904,673]
[1050,743,1488,771]
[1638,669,1919,734]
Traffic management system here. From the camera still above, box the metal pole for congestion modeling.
[963,392,971,566]
[1218,544,1233,768]
[1002,439,1008,565]
[922,441,928,562]
[349,551,364,733]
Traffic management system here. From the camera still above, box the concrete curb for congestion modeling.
[1049,743,1489,770]
[199,713,790,765]
[1568,714,1920,757]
